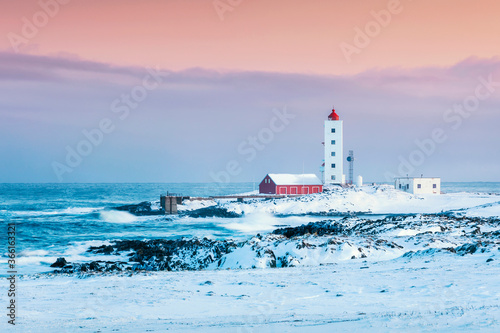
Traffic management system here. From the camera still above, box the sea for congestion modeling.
[1,182,499,275]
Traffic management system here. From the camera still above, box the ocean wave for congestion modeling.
[19,249,50,257]
[0,240,125,274]
[99,210,137,223]
[9,207,103,217]
[224,211,281,233]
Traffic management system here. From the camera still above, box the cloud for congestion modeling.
[0,53,499,182]
[0,51,155,82]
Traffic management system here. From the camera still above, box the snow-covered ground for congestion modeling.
[12,252,500,332]
[179,185,500,217]
[4,185,500,332]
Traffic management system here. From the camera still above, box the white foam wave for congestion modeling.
[10,207,103,216]
[62,207,102,214]
[224,211,280,233]
[100,210,137,223]
[19,249,49,257]
[1,240,122,274]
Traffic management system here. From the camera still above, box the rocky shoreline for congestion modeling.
[113,201,243,218]
[49,214,500,275]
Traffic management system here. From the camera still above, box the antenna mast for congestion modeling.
[347,150,354,185]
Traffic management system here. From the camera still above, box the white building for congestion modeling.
[324,108,344,184]
[395,177,441,195]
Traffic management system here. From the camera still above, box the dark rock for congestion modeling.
[273,221,343,238]
[109,263,122,271]
[375,239,403,249]
[297,241,316,250]
[88,262,98,270]
[50,257,67,268]
[455,243,479,255]
[88,245,114,254]
[265,249,277,268]
[87,238,238,272]
[114,201,164,216]
[277,253,299,268]
[486,258,494,262]
[472,227,481,235]
[182,207,242,218]
[443,247,457,253]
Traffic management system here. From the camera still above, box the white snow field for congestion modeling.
[4,185,500,332]
[180,185,500,217]
[12,253,500,332]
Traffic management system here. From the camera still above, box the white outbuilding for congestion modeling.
[395,177,441,195]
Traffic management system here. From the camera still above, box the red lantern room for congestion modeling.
[328,108,340,121]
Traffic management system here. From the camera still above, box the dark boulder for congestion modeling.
[89,261,101,271]
[86,238,238,272]
[455,243,479,255]
[182,206,242,218]
[88,245,114,254]
[50,257,67,268]
[114,201,164,216]
[272,221,343,238]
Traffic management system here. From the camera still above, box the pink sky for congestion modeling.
[3,0,500,74]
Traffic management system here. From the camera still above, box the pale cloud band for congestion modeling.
[0,52,499,182]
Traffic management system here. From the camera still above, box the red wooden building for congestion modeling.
[259,174,323,195]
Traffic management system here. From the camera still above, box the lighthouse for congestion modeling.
[324,107,344,185]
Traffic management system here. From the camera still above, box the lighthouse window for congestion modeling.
[331,164,335,168]
[331,175,336,180]
[417,184,422,189]
[331,152,335,156]
[331,128,335,133]
[331,140,335,145]
[433,184,437,188]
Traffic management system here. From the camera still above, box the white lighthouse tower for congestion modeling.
[324,107,344,185]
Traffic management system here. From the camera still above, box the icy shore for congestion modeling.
[15,252,500,332]
[8,185,500,332]
[51,214,499,274]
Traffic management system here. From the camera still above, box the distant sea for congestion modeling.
[1,182,498,275]
[439,182,500,194]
